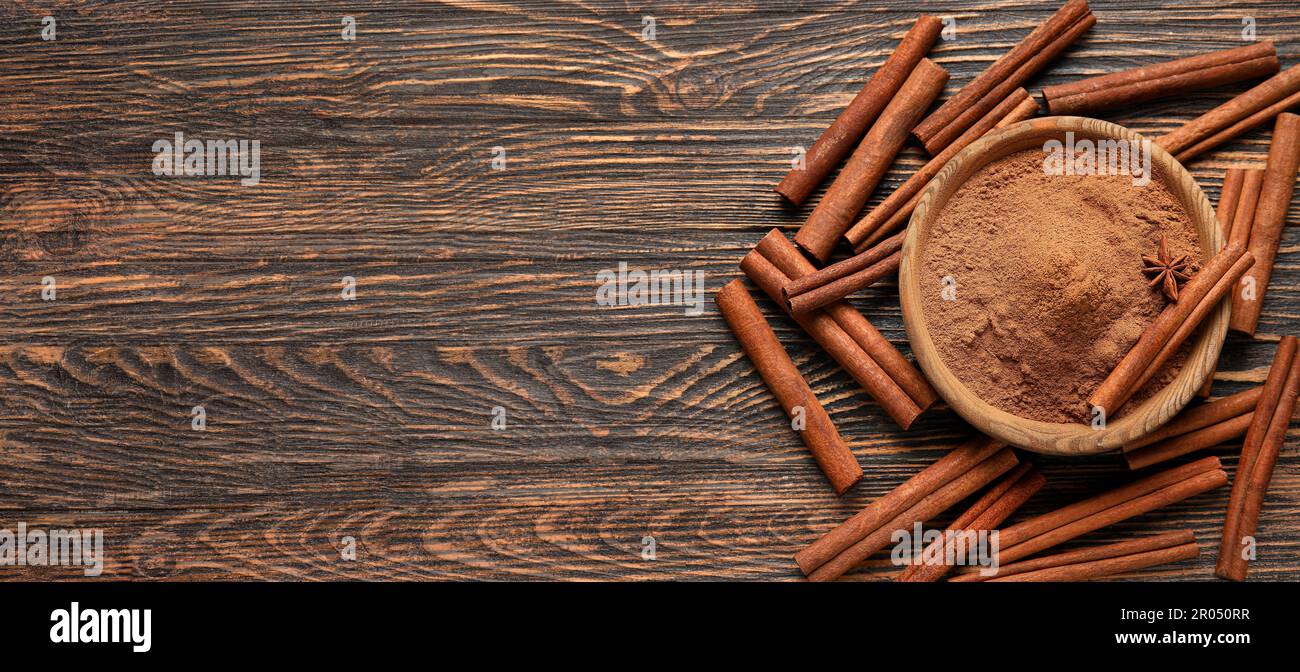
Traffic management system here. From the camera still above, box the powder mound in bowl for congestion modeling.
[918,147,1200,424]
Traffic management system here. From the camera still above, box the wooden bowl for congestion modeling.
[899,116,1228,455]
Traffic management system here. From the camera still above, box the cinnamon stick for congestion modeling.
[1124,386,1261,451]
[740,249,923,429]
[774,16,944,206]
[795,59,949,262]
[1042,42,1279,116]
[1217,168,1248,244]
[897,464,1044,582]
[1226,167,1267,256]
[1160,62,1300,162]
[715,279,863,494]
[998,456,1218,547]
[952,530,1195,582]
[986,539,1200,582]
[1217,336,1300,580]
[1124,412,1253,471]
[1224,358,1300,581]
[1200,168,1263,396]
[843,88,1034,250]
[999,96,1043,129]
[1172,88,1300,163]
[795,436,1005,576]
[1230,113,1300,336]
[911,0,1094,155]
[807,447,1019,581]
[897,462,1031,580]
[1216,337,1298,580]
[784,231,904,314]
[847,86,1029,248]
[994,456,1226,565]
[1000,469,1227,566]
[755,229,938,412]
[1120,251,1256,403]
[1088,241,1251,416]
[1238,338,1299,474]
[783,230,903,303]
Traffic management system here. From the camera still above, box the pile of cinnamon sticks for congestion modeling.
[714,0,1300,581]
[1122,386,1260,470]
[936,458,1227,581]
[774,15,944,207]
[982,457,1227,570]
[1160,65,1300,163]
[784,0,1094,264]
[795,437,1018,581]
[952,530,1200,582]
[1042,42,1280,116]
[910,0,1095,154]
[1230,113,1300,336]
[896,462,1044,582]
[717,13,969,494]
[804,447,1224,582]
[1216,336,1300,581]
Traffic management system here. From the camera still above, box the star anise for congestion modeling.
[1141,236,1192,302]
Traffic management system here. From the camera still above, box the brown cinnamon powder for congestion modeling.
[919,148,1201,424]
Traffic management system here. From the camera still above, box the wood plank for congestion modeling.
[3,2,1298,263]
[2,0,1296,125]
[0,245,1295,342]
[2,118,1295,263]
[1,343,1293,509]
[0,341,972,508]
[3,478,1295,580]
[1,0,1299,581]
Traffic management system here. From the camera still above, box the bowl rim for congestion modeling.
[898,115,1229,455]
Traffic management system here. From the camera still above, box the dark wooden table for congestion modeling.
[1,1,1297,581]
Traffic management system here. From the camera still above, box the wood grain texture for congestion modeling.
[1,0,1298,580]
